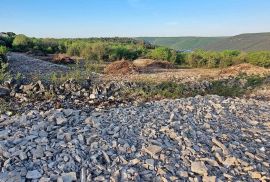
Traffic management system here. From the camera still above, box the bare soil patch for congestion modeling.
[104,60,138,75]
[219,63,270,76]
[133,59,173,72]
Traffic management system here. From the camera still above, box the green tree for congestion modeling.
[12,34,31,52]
[148,47,172,61]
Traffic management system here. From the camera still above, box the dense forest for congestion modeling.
[1,32,270,69]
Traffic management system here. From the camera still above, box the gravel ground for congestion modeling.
[7,52,68,81]
[0,95,269,181]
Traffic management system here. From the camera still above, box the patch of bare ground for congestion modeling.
[101,63,270,83]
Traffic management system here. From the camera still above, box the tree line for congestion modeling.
[1,33,270,68]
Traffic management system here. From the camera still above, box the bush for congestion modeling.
[148,47,172,61]
[12,34,31,52]
[0,46,8,64]
[109,46,140,61]
[247,51,270,67]
[187,49,244,68]
[0,63,9,83]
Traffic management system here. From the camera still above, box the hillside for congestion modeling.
[137,32,270,51]
[204,32,270,51]
[136,37,225,50]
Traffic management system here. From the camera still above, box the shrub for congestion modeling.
[109,46,139,61]
[0,46,8,64]
[0,63,10,83]
[247,51,270,68]
[12,34,31,52]
[148,47,172,61]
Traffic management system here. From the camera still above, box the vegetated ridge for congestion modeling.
[137,32,270,51]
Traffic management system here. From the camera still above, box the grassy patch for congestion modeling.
[123,75,267,100]
[0,98,10,114]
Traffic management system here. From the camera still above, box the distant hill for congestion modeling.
[137,33,270,51]
[136,37,225,50]
[204,33,270,51]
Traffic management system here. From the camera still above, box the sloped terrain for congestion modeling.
[136,37,224,50]
[7,52,69,81]
[205,33,270,51]
[137,32,270,51]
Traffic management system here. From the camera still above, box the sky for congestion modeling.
[0,0,270,38]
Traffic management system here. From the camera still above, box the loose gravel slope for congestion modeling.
[7,52,68,80]
[0,95,269,181]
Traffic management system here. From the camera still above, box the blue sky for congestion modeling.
[0,0,269,37]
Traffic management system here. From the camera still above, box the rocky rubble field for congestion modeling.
[0,95,269,181]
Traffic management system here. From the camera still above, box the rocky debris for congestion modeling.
[191,161,208,176]
[26,170,42,179]
[0,95,269,181]
[0,86,10,97]
[7,52,69,81]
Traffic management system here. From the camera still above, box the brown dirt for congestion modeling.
[52,54,75,64]
[133,59,173,70]
[219,63,270,76]
[102,63,270,83]
[104,60,138,75]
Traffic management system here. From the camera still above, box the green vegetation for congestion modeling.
[247,51,270,68]
[2,32,270,69]
[137,33,270,51]
[0,98,10,114]
[136,37,225,50]
[123,74,266,100]
[0,45,9,83]
[187,50,244,68]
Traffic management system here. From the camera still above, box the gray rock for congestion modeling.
[26,170,42,179]
[60,172,77,182]
[0,86,10,97]
[191,161,208,176]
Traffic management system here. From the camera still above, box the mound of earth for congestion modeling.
[104,60,138,75]
[133,59,173,69]
[219,63,270,76]
[0,95,269,181]
[53,54,75,64]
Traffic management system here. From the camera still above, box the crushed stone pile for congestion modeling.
[0,95,269,181]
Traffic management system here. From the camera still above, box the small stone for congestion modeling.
[145,159,155,167]
[63,109,74,117]
[249,171,262,179]
[56,116,68,125]
[203,176,216,182]
[78,134,84,143]
[144,145,162,156]
[0,130,9,139]
[39,177,51,182]
[89,94,96,99]
[26,170,42,179]
[223,156,236,167]
[212,137,229,155]
[60,172,77,182]
[19,151,28,160]
[177,171,189,178]
[191,161,208,176]
[80,168,86,182]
